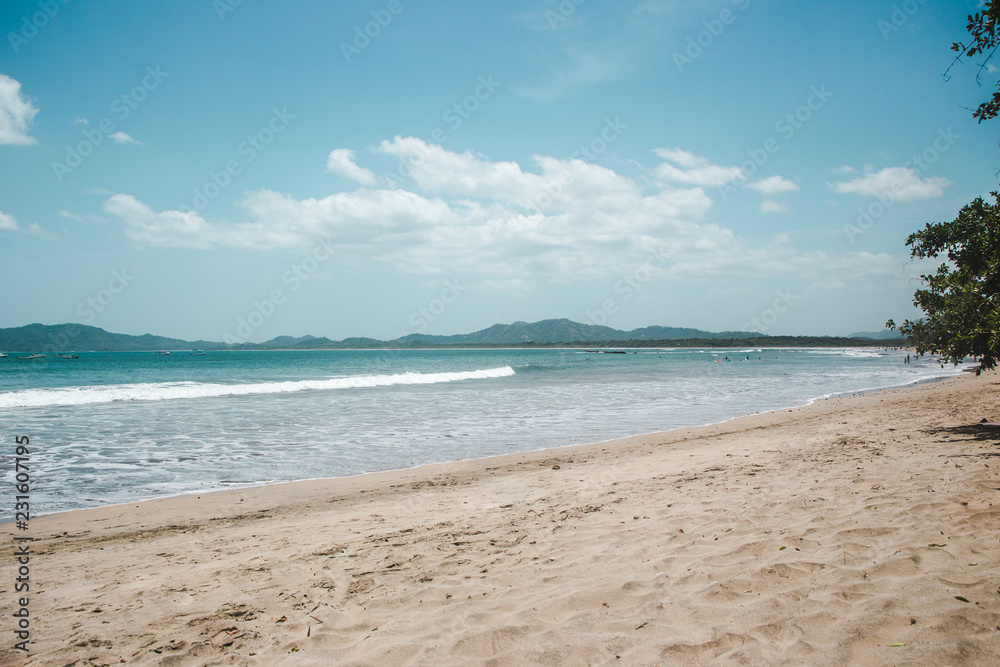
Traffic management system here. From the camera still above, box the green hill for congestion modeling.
[394,318,758,345]
[0,320,890,352]
[262,334,335,348]
[0,323,222,353]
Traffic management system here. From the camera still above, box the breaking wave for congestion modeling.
[0,366,516,408]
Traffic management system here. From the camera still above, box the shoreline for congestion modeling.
[19,370,972,530]
[12,359,963,523]
[0,344,915,355]
[5,370,998,665]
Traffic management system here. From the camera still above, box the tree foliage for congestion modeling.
[888,194,1000,373]
[947,1,1000,122]
[890,5,1000,373]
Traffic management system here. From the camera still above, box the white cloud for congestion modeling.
[73,117,89,126]
[471,278,532,293]
[511,4,680,100]
[104,194,217,249]
[0,211,57,239]
[748,175,799,195]
[108,131,142,145]
[59,210,105,225]
[806,280,847,291]
[653,148,744,187]
[511,48,630,101]
[830,167,950,202]
[654,147,706,169]
[375,136,544,198]
[375,135,646,212]
[103,138,907,287]
[25,223,58,240]
[0,211,20,231]
[0,74,39,146]
[326,148,376,186]
[832,165,855,174]
[759,200,788,213]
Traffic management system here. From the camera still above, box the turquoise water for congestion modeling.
[0,347,965,517]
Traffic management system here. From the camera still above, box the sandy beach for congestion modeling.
[3,370,999,666]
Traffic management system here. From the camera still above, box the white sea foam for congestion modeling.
[3,348,972,517]
[807,348,884,358]
[0,366,516,408]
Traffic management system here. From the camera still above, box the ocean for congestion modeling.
[0,347,967,518]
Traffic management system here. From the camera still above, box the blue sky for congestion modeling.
[1,0,998,342]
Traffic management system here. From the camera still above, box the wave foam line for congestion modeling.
[0,366,516,408]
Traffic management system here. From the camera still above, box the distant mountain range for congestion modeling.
[0,320,898,352]
[395,320,759,346]
[0,323,220,353]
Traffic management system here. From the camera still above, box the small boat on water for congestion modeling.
[0,352,7,358]
[155,350,170,355]
[190,351,205,356]
[18,354,45,360]
[61,354,79,359]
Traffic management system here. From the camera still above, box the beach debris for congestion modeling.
[635,621,648,630]
[928,543,947,547]
[551,464,560,470]
[779,546,787,551]
[888,643,906,647]
[955,596,971,603]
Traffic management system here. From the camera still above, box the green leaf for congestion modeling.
[895,193,1000,373]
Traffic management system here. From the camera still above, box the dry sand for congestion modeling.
[2,370,999,666]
